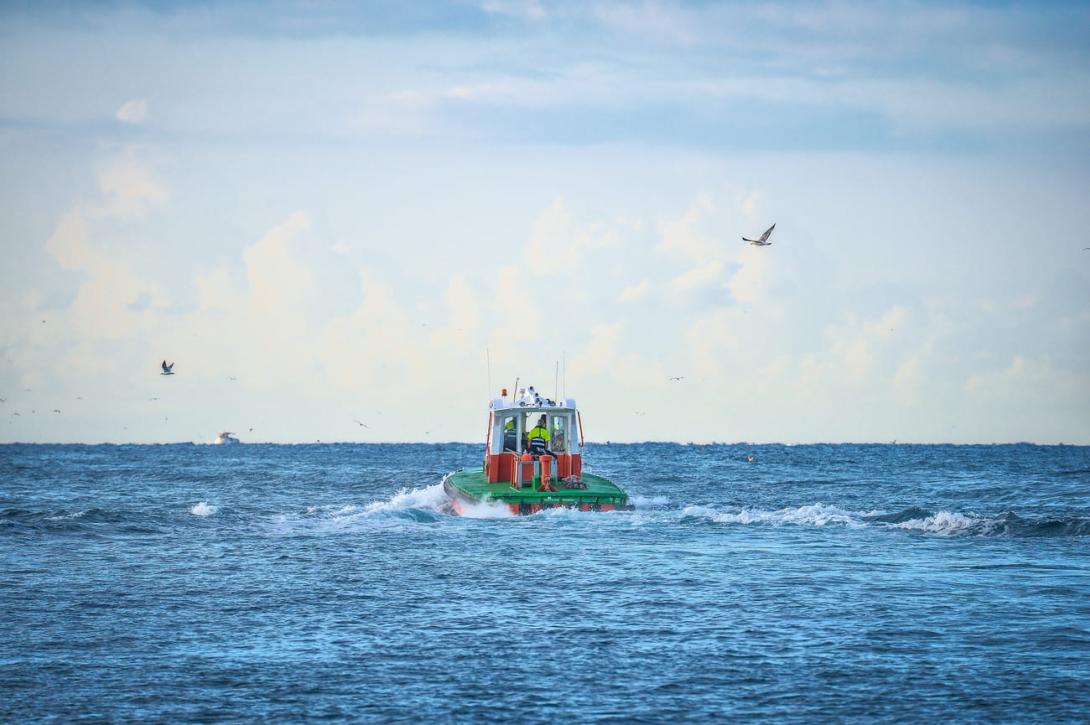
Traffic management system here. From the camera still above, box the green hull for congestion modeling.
[443,467,630,515]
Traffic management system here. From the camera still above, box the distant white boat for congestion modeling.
[214,432,240,445]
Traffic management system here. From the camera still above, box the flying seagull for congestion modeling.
[353,419,369,428]
[743,223,776,246]
[161,360,175,376]
[667,376,686,382]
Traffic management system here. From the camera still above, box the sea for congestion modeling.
[2,442,1089,722]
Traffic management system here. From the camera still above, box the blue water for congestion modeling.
[3,443,1089,721]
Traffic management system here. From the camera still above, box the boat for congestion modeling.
[443,387,631,515]
[213,432,240,445]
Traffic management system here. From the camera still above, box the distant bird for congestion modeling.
[634,411,647,416]
[52,409,61,414]
[149,397,159,401]
[746,454,755,463]
[227,376,237,381]
[12,412,20,416]
[0,397,5,404]
[667,376,686,382]
[743,223,776,246]
[76,396,83,400]
[160,360,175,376]
[248,427,253,432]
[353,419,369,428]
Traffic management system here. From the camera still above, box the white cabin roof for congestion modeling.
[490,397,577,413]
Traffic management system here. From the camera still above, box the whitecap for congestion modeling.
[630,494,669,508]
[891,510,997,536]
[190,501,217,516]
[362,482,449,515]
[683,503,863,527]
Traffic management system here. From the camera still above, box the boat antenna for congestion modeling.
[562,352,566,400]
[554,360,559,403]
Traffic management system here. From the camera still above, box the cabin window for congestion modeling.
[526,413,550,455]
[551,416,568,452]
[502,415,519,452]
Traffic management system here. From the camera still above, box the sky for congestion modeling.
[1,0,1089,444]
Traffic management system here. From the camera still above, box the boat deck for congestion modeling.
[445,467,629,509]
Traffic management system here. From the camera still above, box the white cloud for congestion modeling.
[524,197,620,276]
[115,99,148,124]
[863,305,908,340]
[671,260,723,292]
[96,151,168,217]
[619,279,651,302]
[657,193,716,262]
[481,0,546,21]
[726,246,770,304]
[740,190,760,216]
[569,321,623,380]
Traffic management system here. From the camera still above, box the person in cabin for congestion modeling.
[503,418,518,452]
[527,414,552,456]
[552,430,566,453]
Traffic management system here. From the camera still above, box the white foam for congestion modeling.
[891,510,996,535]
[684,502,863,527]
[45,509,90,521]
[190,501,217,516]
[681,502,1007,537]
[458,498,516,519]
[362,482,449,515]
[630,494,669,508]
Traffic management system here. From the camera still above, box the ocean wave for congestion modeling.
[681,503,867,528]
[361,482,450,516]
[264,483,454,535]
[189,501,217,516]
[888,510,994,535]
[0,506,162,535]
[630,494,670,508]
[681,503,1090,538]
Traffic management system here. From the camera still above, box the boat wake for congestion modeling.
[679,503,1090,537]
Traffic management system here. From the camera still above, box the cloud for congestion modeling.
[43,209,166,342]
[863,305,908,340]
[726,246,770,304]
[96,151,168,217]
[671,260,723,292]
[569,321,623,379]
[657,193,716,262]
[524,196,620,276]
[740,190,760,217]
[619,279,650,302]
[480,0,546,22]
[115,99,148,124]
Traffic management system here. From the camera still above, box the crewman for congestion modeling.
[527,414,551,456]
